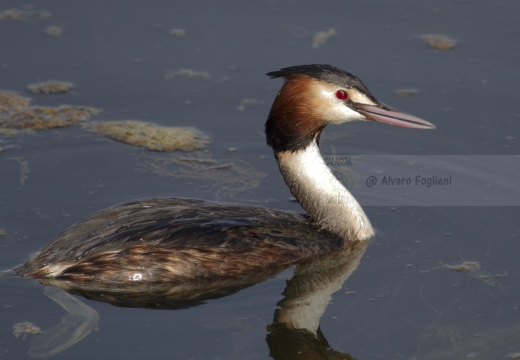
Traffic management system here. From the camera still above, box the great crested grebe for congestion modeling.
[16,64,434,289]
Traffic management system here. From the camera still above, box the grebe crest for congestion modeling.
[16,64,434,289]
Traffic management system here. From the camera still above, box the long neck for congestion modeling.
[275,140,374,241]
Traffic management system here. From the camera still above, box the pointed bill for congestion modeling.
[354,103,436,129]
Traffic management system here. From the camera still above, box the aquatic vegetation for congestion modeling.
[138,151,267,200]
[13,322,43,338]
[442,261,481,273]
[441,260,507,288]
[9,157,30,187]
[0,125,20,150]
[169,28,186,37]
[312,28,337,48]
[236,98,264,113]
[396,88,420,96]
[0,91,30,108]
[420,34,458,50]
[0,91,99,134]
[27,80,74,94]
[0,7,51,21]
[164,68,211,80]
[0,128,22,136]
[88,120,210,151]
[44,25,63,37]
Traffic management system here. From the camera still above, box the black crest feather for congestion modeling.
[267,64,373,97]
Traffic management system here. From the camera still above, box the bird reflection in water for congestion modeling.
[24,241,366,359]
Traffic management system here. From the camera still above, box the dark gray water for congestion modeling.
[1,1,519,359]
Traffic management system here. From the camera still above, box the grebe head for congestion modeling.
[265,64,435,152]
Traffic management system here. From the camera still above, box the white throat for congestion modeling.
[276,141,374,241]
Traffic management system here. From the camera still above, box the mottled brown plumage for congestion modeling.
[17,198,343,290]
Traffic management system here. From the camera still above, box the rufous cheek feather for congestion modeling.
[265,76,327,152]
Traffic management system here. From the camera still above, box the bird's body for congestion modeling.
[16,64,434,290]
[18,198,343,288]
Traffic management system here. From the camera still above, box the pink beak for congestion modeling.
[355,103,436,129]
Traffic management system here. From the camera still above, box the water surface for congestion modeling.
[1,1,519,359]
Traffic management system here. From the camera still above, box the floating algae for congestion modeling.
[44,25,64,37]
[312,27,337,48]
[443,261,481,273]
[13,322,43,338]
[9,157,30,187]
[0,91,29,108]
[27,80,74,94]
[138,151,267,200]
[169,28,186,37]
[396,88,420,96]
[88,120,210,151]
[164,69,211,80]
[420,34,458,50]
[0,91,99,134]
[0,7,51,21]
[236,98,264,113]
[441,260,507,287]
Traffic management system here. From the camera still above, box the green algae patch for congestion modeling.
[88,120,210,151]
[0,91,99,134]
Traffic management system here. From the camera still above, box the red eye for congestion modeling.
[335,90,349,100]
